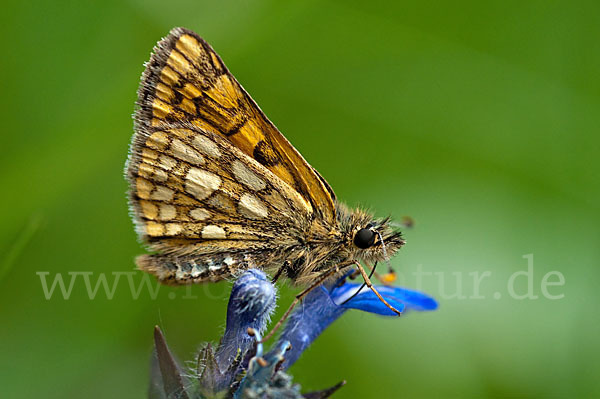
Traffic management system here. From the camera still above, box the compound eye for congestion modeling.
[353,228,376,249]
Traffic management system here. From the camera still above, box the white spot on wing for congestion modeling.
[171,139,205,165]
[239,193,268,219]
[159,204,177,220]
[192,135,221,158]
[190,261,204,277]
[185,168,221,200]
[189,207,210,221]
[232,160,266,191]
[201,225,226,239]
[151,186,174,201]
[159,154,177,171]
[206,258,222,272]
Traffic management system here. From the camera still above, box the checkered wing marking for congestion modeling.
[134,27,337,225]
[127,124,312,283]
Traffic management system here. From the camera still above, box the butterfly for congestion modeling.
[126,28,406,333]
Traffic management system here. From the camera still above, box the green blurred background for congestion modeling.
[1,0,599,397]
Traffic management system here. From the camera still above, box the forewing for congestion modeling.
[134,27,337,225]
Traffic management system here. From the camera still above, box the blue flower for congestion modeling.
[274,272,438,369]
[216,269,277,370]
[149,269,436,398]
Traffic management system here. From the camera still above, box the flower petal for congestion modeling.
[216,269,277,383]
[375,285,439,311]
[338,287,406,316]
[331,283,437,314]
[274,285,345,369]
[273,275,437,369]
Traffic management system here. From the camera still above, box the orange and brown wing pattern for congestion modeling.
[128,124,312,243]
[126,123,313,283]
[134,27,337,225]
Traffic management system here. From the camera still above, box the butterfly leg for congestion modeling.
[260,262,353,343]
[354,262,402,316]
[271,261,288,284]
[271,260,291,284]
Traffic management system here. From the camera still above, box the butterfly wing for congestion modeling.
[127,122,314,283]
[134,27,337,225]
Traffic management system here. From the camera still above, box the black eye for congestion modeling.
[353,228,376,249]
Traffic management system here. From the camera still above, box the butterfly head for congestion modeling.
[337,204,405,263]
[352,216,405,262]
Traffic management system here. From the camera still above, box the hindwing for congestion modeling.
[127,123,314,282]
